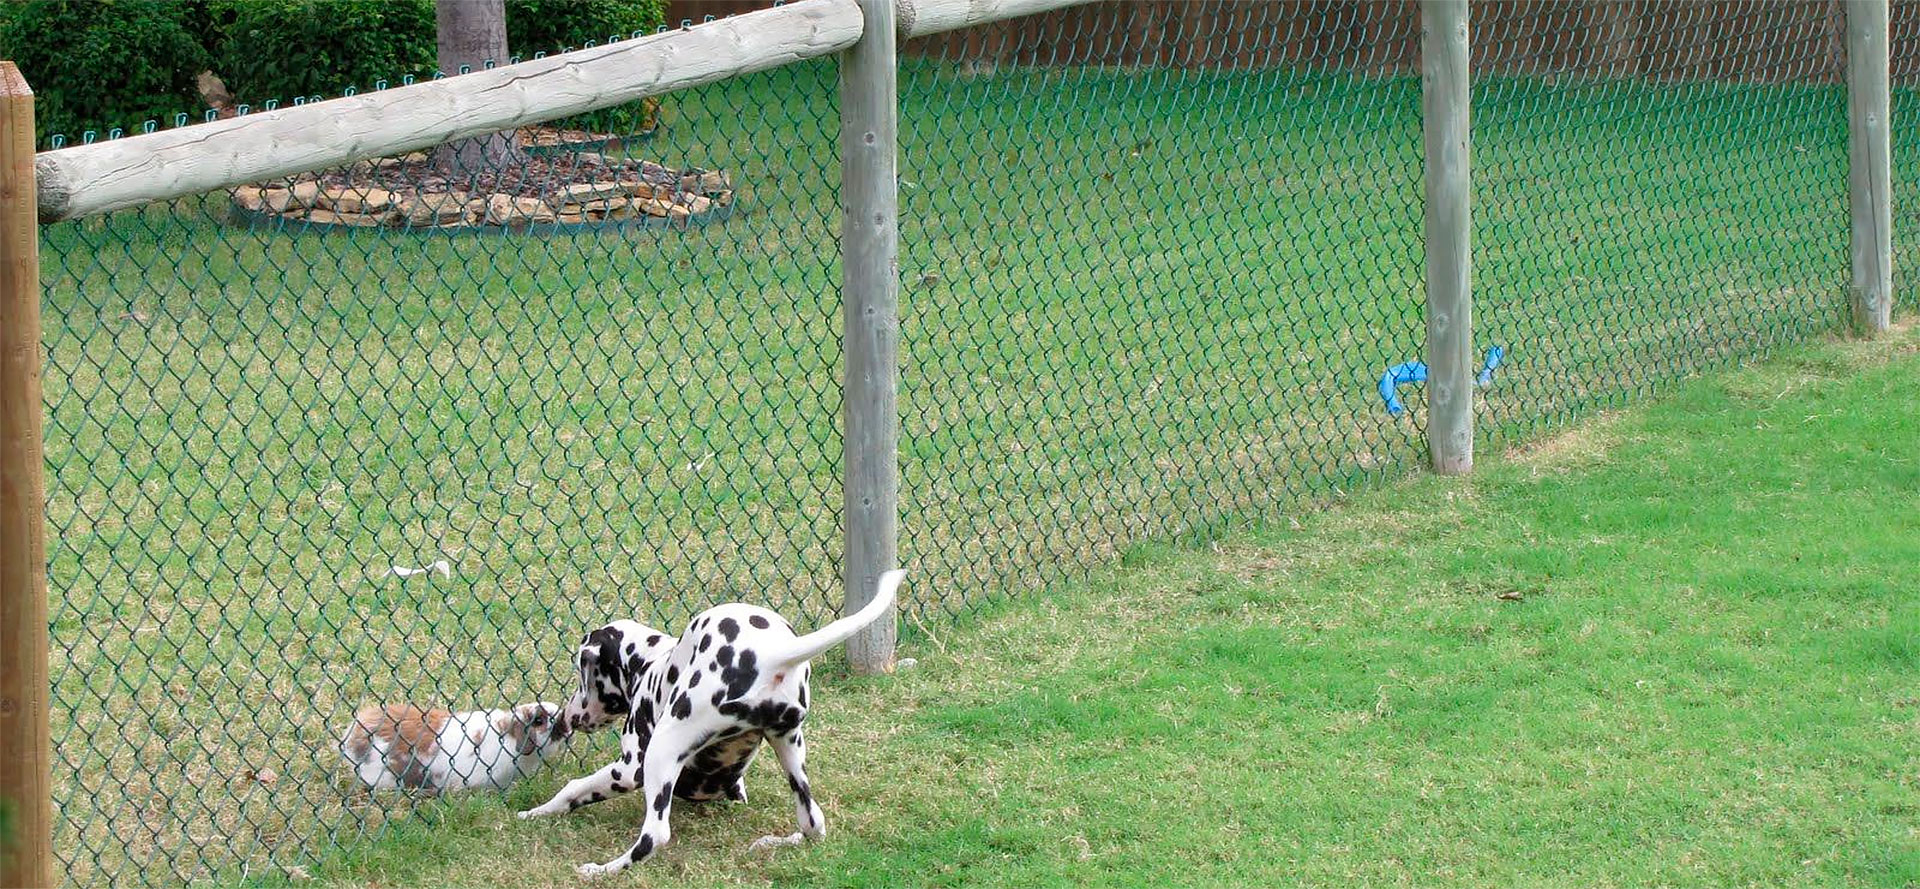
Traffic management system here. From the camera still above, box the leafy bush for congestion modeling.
[206,0,437,106]
[208,0,665,134]
[0,0,670,143]
[0,0,212,141]
[507,0,665,55]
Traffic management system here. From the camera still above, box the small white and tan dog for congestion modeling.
[340,701,569,793]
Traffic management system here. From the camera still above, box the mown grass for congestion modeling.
[38,59,1870,884]
[252,323,1920,889]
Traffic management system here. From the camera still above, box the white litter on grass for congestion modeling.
[389,560,452,579]
[895,657,919,671]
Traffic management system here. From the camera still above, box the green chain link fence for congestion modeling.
[27,1,1903,884]
[1474,1,1855,444]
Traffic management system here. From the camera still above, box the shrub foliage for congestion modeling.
[1,0,668,141]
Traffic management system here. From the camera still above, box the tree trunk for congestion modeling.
[433,0,522,174]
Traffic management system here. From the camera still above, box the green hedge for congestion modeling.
[205,0,438,106]
[0,0,211,141]
[1,0,667,142]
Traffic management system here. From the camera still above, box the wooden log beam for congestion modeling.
[895,0,1101,39]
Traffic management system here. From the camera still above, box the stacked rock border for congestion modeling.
[518,121,657,155]
[228,148,734,235]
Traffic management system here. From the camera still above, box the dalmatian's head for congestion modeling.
[560,620,674,734]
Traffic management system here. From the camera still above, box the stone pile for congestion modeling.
[229,150,732,231]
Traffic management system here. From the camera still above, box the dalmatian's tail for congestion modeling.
[765,569,905,670]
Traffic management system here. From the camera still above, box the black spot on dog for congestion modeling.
[666,665,680,684]
[720,648,759,700]
[622,751,635,764]
[671,694,691,719]
[631,835,654,860]
[611,768,623,782]
[678,730,717,764]
[717,699,802,735]
[646,634,662,646]
[653,784,673,815]
[688,670,702,688]
[749,615,770,630]
[715,645,734,667]
[718,618,740,641]
[698,635,712,653]
[799,683,809,708]
[711,689,726,706]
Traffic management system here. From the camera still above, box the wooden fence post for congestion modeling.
[0,60,52,889]
[839,0,900,673]
[1846,0,1893,334]
[1422,0,1473,475]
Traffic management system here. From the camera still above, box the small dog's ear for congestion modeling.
[513,706,552,756]
[499,709,531,757]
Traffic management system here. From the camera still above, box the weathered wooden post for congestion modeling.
[839,0,899,672]
[0,60,52,889]
[1846,0,1893,334]
[1422,0,1473,474]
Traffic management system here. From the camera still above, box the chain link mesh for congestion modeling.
[28,1,1900,884]
[42,46,844,886]
[1474,1,1852,445]
[896,2,1425,621]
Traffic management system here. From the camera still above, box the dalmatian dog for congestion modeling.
[518,569,905,878]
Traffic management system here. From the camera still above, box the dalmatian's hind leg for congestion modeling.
[749,729,825,850]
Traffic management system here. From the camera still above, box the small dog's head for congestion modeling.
[561,620,674,734]
[500,701,569,758]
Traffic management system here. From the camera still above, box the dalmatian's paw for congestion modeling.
[749,832,807,851]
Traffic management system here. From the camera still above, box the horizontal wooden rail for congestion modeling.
[32,0,1101,224]
[895,0,1096,38]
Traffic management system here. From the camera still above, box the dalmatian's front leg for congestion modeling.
[519,729,645,819]
[576,718,704,878]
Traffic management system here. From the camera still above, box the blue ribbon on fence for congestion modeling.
[1379,345,1506,416]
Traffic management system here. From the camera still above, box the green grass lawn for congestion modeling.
[37,60,1876,884]
[252,323,1920,889]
